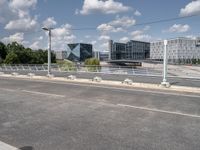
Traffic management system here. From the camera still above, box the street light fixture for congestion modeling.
[42,27,53,76]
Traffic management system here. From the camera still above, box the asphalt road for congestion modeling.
[0,77,200,150]
[1,70,200,88]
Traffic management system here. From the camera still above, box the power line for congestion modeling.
[70,14,200,31]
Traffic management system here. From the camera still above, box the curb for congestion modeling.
[0,74,200,94]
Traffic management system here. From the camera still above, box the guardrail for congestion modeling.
[0,64,163,76]
[1,64,200,79]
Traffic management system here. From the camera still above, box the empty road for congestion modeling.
[0,77,200,150]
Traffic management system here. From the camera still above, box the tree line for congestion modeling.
[0,42,56,64]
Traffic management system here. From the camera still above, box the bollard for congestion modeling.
[27,73,35,77]
[92,76,102,82]
[11,72,19,76]
[67,75,76,80]
[122,78,133,85]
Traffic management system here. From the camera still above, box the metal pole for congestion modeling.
[163,40,167,82]
[161,40,170,87]
[48,29,51,76]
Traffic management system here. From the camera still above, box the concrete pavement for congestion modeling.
[1,77,200,150]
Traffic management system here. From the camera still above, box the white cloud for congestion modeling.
[79,0,130,15]
[98,35,111,41]
[119,37,129,43]
[50,24,76,50]
[91,40,97,45]
[5,17,38,31]
[43,17,57,28]
[29,41,40,50]
[100,42,109,50]
[186,35,197,40]
[85,35,91,38]
[38,36,43,40]
[0,0,17,23]
[130,26,152,42]
[134,10,141,16]
[97,23,125,33]
[9,0,37,10]
[132,34,152,41]
[180,0,200,16]
[97,16,135,34]
[109,16,136,28]
[75,9,79,15]
[2,32,25,44]
[166,24,190,33]
[52,24,72,37]
[9,0,37,18]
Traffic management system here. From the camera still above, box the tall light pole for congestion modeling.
[161,40,170,87]
[42,27,53,76]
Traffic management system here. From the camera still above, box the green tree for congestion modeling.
[4,52,20,64]
[84,58,100,72]
[0,42,7,62]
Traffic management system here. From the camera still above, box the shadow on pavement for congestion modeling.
[19,146,34,150]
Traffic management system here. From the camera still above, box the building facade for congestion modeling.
[109,40,150,60]
[55,51,68,60]
[66,43,93,62]
[150,37,200,64]
[93,51,109,61]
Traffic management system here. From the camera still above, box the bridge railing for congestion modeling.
[0,64,163,76]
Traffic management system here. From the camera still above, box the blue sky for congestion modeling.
[0,0,200,51]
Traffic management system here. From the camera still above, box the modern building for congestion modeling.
[109,40,150,60]
[66,43,93,62]
[93,51,109,61]
[55,51,67,60]
[150,37,200,64]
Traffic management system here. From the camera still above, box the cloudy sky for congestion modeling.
[0,0,200,51]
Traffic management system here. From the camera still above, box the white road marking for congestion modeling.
[0,141,18,150]
[117,104,200,118]
[1,77,200,98]
[21,90,65,98]
[31,80,200,99]
[0,88,16,92]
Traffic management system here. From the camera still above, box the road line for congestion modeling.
[1,77,200,98]
[0,88,16,92]
[0,141,18,150]
[21,90,65,98]
[117,104,200,118]
[33,80,200,99]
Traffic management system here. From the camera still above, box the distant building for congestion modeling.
[55,51,67,60]
[150,37,200,64]
[66,43,93,62]
[109,40,150,60]
[93,51,109,61]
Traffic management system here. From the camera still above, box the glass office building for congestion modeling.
[66,43,93,62]
[109,40,150,60]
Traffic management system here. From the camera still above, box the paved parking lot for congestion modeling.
[0,77,200,150]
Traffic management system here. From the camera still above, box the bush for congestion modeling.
[58,60,76,71]
[84,58,100,72]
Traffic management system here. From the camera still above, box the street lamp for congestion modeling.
[42,27,53,76]
[161,40,170,87]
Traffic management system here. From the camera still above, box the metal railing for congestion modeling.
[0,64,162,76]
[0,64,200,78]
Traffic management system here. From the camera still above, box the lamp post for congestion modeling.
[42,27,53,76]
[161,40,170,87]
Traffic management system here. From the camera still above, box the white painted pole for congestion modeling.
[161,40,170,87]
[48,29,52,76]
[163,40,167,82]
